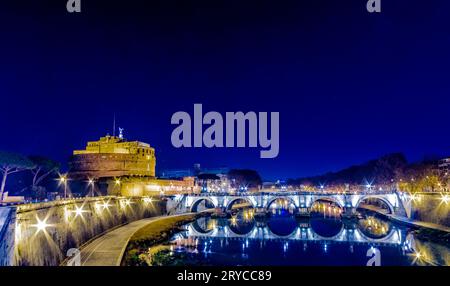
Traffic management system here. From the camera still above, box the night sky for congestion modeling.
[1,0,449,180]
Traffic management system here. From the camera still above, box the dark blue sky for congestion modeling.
[1,0,449,180]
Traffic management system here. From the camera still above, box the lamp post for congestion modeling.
[59,175,68,199]
[114,178,121,196]
[88,178,95,197]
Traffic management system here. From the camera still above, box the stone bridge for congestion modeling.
[172,190,412,218]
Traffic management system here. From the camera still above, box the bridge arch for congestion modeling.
[355,196,395,214]
[190,197,217,212]
[226,197,255,211]
[310,197,344,209]
[265,197,297,211]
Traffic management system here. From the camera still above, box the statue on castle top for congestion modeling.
[119,127,124,139]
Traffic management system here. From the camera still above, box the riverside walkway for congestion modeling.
[77,217,160,266]
[388,214,450,233]
[360,205,450,233]
[74,213,195,266]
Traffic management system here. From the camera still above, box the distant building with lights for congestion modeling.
[69,134,156,179]
[115,176,197,196]
[160,163,229,179]
[438,157,450,174]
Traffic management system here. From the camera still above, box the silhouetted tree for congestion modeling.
[0,151,35,201]
[290,153,408,186]
[228,169,262,188]
[28,156,60,189]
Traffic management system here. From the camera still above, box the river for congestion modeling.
[139,207,450,266]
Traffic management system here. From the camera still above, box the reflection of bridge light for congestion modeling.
[283,242,289,252]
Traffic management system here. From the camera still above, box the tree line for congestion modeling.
[0,151,60,202]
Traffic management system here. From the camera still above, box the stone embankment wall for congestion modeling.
[410,193,449,227]
[11,196,165,266]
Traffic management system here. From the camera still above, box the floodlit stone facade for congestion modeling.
[69,135,156,179]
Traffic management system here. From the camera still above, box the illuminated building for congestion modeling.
[159,163,229,178]
[69,134,156,179]
[115,176,197,196]
[68,133,197,196]
[438,157,450,174]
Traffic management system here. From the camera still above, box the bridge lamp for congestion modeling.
[115,179,121,185]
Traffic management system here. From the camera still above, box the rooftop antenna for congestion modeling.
[113,113,116,137]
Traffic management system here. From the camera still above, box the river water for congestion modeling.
[150,208,449,266]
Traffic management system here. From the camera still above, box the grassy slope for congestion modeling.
[122,214,199,265]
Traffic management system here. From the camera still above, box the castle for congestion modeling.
[70,134,156,178]
[69,133,196,196]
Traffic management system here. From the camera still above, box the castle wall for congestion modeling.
[70,153,156,178]
[69,135,156,179]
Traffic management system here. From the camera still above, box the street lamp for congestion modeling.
[59,174,68,199]
[88,178,95,197]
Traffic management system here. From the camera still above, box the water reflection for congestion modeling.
[358,216,391,239]
[310,217,343,239]
[310,201,343,218]
[163,210,449,266]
